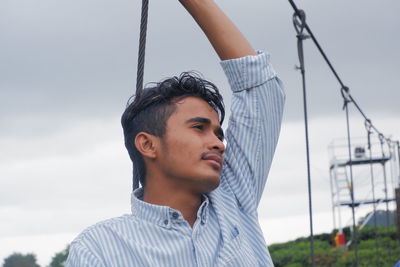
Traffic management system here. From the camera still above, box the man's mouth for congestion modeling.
[201,152,223,169]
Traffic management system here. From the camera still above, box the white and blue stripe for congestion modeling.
[66,51,285,267]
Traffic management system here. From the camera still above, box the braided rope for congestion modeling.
[136,0,149,95]
[133,0,149,190]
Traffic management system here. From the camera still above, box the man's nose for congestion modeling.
[209,135,225,154]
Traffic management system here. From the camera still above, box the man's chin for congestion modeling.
[198,176,220,193]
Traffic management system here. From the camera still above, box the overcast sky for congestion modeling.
[1,0,399,265]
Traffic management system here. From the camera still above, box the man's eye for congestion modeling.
[193,125,204,130]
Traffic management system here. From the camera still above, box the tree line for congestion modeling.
[2,246,68,267]
[269,226,400,267]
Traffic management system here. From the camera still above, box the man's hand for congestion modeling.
[179,0,257,60]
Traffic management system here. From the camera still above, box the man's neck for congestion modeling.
[143,182,202,227]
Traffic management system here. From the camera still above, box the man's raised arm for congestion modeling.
[181,0,286,210]
[179,0,257,60]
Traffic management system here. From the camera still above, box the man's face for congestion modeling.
[156,96,225,194]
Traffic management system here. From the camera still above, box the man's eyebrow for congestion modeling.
[185,117,212,125]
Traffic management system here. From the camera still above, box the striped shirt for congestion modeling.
[66,51,285,267]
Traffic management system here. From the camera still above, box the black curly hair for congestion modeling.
[121,72,225,188]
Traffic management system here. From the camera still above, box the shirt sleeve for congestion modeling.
[220,51,285,211]
[66,240,105,267]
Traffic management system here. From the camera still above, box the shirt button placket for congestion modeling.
[201,214,206,225]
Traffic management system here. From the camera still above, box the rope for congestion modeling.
[292,10,315,267]
[133,0,150,190]
[136,0,149,96]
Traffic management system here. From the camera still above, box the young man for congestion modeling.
[67,0,285,266]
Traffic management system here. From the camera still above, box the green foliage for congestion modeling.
[48,245,69,267]
[269,226,400,267]
[2,253,40,267]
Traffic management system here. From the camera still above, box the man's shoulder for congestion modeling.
[71,214,135,245]
[67,214,143,265]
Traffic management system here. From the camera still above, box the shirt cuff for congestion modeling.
[220,51,277,92]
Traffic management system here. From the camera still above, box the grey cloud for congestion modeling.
[1,0,399,128]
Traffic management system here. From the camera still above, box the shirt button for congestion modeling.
[232,226,239,238]
[164,219,169,225]
[172,212,179,219]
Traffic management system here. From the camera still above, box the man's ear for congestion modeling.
[134,132,158,159]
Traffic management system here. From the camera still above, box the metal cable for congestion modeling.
[397,142,400,187]
[292,10,315,267]
[287,0,396,145]
[378,134,394,267]
[136,0,149,96]
[132,0,150,190]
[378,135,391,228]
[388,141,396,202]
[365,120,379,266]
[343,96,359,267]
[287,2,399,263]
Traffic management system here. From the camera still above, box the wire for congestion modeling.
[344,99,359,267]
[287,0,396,146]
[365,120,379,266]
[286,2,399,264]
[397,142,400,187]
[292,9,315,267]
[378,134,391,228]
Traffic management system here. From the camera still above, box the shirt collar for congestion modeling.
[131,188,210,228]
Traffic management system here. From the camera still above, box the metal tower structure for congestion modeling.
[328,137,397,245]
